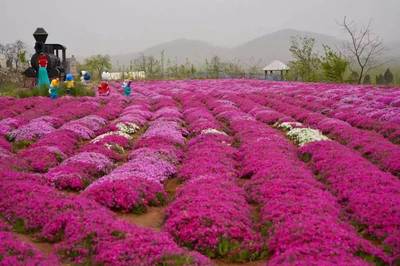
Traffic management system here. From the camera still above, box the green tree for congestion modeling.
[347,70,360,83]
[209,56,221,78]
[289,36,321,82]
[376,74,385,85]
[383,68,394,84]
[363,74,371,84]
[83,55,112,79]
[321,45,348,82]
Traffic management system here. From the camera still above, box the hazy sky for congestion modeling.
[1,0,399,56]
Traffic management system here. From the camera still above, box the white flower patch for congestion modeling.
[91,131,132,144]
[105,143,125,154]
[116,122,140,134]
[201,128,228,136]
[276,122,303,131]
[286,127,330,147]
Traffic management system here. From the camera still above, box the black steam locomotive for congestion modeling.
[23,28,67,80]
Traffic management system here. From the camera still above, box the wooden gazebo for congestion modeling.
[263,60,289,81]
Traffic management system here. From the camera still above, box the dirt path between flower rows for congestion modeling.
[115,177,180,231]
[215,260,265,266]
[14,233,71,266]
[116,207,166,231]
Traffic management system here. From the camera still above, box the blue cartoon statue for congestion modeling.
[81,71,91,85]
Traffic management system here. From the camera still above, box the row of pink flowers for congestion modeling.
[256,94,400,176]
[165,97,265,262]
[84,96,184,213]
[213,98,389,265]
[300,140,400,261]
[0,219,59,266]
[0,171,210,265]
[266,83,400,142]
[44,98,148,190]
[14,97,130,174]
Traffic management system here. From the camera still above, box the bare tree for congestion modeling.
[13,40,26,69]
[341,17,384,84]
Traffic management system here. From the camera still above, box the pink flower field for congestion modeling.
[0,80,399,266]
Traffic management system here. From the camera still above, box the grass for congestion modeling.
[0,81,95,98]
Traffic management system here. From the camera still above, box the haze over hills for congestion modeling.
[110,29,399,69]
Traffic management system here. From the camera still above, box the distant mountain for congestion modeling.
[111,39,229,67]
[385,41,400,65]
[109,29,399,69]
[232,29,344,65]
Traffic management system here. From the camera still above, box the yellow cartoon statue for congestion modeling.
[49,78,59,99]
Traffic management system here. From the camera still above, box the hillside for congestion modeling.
[110,29,399,68]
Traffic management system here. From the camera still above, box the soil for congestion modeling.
[117,206,166,231]
[164,177,181,200]
[214,259,266,266]
[15,233,54,255]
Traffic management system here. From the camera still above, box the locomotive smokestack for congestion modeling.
[33,28,48,44]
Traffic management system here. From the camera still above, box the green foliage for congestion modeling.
[363,74,371,84]
[383,68,394,84]
[376,74,385,85]
[131,203,147,214]
[209,56,221,78]
[347,71,360,84]
[354,251,386,266]
[288,36,321,82]
[111,230,126,240]
[66,82,95,97]
[13,218,26,233]
[0,81,94,98]
[157,255,194,266]
[12,140,33,152]
[217,238,232,257]
[82,55,112,80]
[0,82,19,96]
[18,50,26,64]
[321,45,348,82]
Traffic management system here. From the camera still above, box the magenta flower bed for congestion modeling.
[217,103,389,264]
[0,178,210,265]
[19,145,66,172]
[46,152,113,190]
[84,177,166,212]
[261,95,400,176]
[0,230,59,266]
[299,140,400,258]
[8,120,56,142]
[85,116,183,212]
[179,134,236,181]
[165,176,264,261]
[163,100,265,262]
[32,129,80,156]
[1,79,400,265]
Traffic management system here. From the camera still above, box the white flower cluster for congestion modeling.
[200,128,228,136]
[116,122,140,134]
[91,131,132,144]
[105,143,125,154]
[286,127,330,146]
[276,122,303,131]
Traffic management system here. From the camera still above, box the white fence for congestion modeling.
[106,71,146,80]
